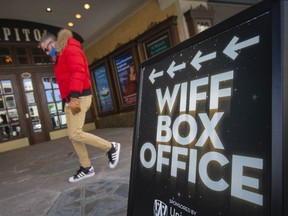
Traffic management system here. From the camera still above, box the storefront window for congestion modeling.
[42,77,66,129]
[15,47,29,64]
[0,47,13,65]
[31,48,51,65]
[0,46,51,66]
[0,79,21,142]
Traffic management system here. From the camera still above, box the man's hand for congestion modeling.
[70,97,81,115]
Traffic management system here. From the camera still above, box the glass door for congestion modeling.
[21,75,49,144]
[42,76,67,129]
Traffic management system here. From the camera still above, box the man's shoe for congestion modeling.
[107,142,121,169]
[68,166,95,183]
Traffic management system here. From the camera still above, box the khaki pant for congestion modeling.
[65,95,111,168]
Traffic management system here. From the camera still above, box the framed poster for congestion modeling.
[144,31,171,59]
[109,41,139,110]
[137,16,180,61]
[90,59,117,116]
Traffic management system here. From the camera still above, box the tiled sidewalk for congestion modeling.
[0,127,133,216]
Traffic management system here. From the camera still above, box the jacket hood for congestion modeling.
[56,29,74,53]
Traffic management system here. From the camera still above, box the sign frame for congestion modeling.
[142,30,172,59]
[136,16,180,61]
[128,1,287,216]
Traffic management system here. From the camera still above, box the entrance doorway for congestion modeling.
[0,66,58,145]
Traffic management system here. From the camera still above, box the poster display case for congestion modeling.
[90,58,117,116]
[109,41,140,111]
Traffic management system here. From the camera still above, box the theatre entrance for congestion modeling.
[0,66,66,145]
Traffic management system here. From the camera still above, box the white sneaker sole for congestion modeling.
[109,143,121,169]
[68,171,95,183]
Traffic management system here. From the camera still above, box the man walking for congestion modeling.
[39,29,120,183]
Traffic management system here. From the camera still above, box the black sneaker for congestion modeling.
[68,166,95,183]
[107,142,121,169]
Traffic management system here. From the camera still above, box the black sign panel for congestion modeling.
[145,33,171,58]
[128,10,271,216]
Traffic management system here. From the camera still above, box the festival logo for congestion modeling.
[154,199,168,216]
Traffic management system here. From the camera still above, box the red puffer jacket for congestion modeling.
[54,37,91,101]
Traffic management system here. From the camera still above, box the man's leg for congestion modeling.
[68,96,111,153]
[65,104,91,168]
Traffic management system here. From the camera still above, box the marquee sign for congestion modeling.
[0,19,83,43]
[128,5,273,216]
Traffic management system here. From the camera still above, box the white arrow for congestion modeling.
[191,51,216,71]
[223,35,260,60]
[149,68,163,84]
[167,61,186,78]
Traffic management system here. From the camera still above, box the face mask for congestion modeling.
[49,47,56,62]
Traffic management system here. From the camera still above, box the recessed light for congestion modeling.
[68,22,74,27]
[75,13,81,19]
[46,7,52,12]
[84,4,90,9]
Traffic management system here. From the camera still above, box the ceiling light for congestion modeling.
[75,13,81,19]
[84,4,90,9]
[46,7,52,12]
[68,22,74,27]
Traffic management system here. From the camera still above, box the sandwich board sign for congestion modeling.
[128,1,287,216]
